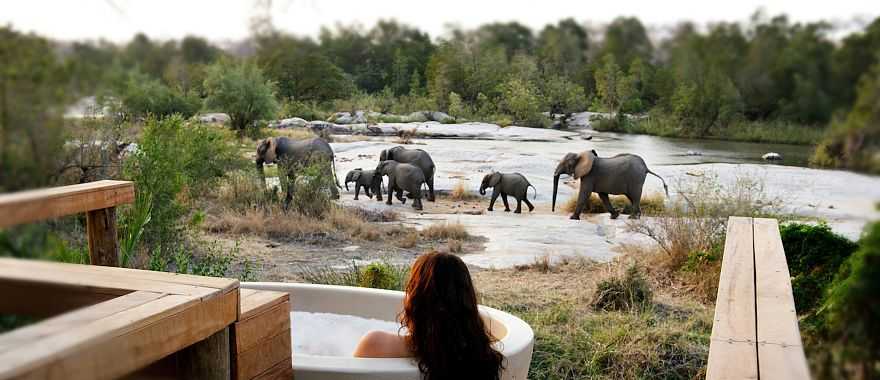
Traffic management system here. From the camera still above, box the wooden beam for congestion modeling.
[0,289,238,380]
[0,279,123,317]
[707,217,758,380]
[0,180,134,229]
[178,327,231,380]
[753,218,810,379]
[233,291,291,380]
[86,207,119,267]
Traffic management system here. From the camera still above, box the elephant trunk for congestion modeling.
[345,181,350,191]
[552,174,560,212]
[479,184,486,196]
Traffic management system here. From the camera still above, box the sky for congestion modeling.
[1,0,877,43]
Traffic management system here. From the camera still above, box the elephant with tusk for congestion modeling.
[479,172,537,214]
[256,137,342,208]
[552,150,668,220]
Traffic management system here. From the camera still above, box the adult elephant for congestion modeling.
[552,151,668,220]
[379,146,436,202]
[256,137,341,207]
[374,160,426,210]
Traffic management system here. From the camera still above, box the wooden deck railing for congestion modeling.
[0,181,292,379]
[707,217,811,379]
[0,180,134,266]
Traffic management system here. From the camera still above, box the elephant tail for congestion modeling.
[528,184,537,200]
[647,169,669,197]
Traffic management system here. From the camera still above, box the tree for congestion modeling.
[594,54,636,118]
[203,61,278,132]
[476,22,535,58]
[598,17,653,69]
[671,67,742,137]
[498,77,543,127]
[541,75,586,116]
[120,72,201,119]
[537,19,589,78]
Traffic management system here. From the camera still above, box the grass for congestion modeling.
[559,192,666,216]
[420,222,470,241]
[299,260,410,291]
[449,180,480,201]
[475,258,712,379]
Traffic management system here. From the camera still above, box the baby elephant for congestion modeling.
[479,172,536,213]
[344,168,380,200]
[375,160,426,210]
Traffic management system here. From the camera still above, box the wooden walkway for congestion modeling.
[707,217,810,380]
[0,181,292,379]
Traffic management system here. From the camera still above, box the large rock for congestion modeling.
[199,113,230,124]
[269,117,308,129]
[328,111,368,124]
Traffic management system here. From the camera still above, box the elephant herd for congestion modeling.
[255,137,668,219]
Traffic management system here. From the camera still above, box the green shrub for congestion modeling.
[120,74,201,119]
[279,100,329,121]
[820,221,880,378]
[592,265,653,312]
[204,60,279,132]
[780,222,858,315]
[285,159,335,218]
[300,260,410,291]
[359,262,402,290]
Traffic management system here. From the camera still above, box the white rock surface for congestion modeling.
[269,117,308,129]
[199,113,230,124]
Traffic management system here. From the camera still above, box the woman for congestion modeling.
[354,252,505,380]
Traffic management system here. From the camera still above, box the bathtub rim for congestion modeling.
[241,282,534,374]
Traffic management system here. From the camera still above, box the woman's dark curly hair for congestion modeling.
[400,252,504,380]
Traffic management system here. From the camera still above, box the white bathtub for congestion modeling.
[242,283,534,380]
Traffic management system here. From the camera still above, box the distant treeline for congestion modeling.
[1,13,879,178]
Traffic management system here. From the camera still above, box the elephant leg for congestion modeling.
[488,190,499,211]
[354,185,360,200]
[386,178,394,205]
[501,194,511,212]
[396,188,406,203]
[412,189,423,210]
[523,197,535,212]
[626,192,641,219]
[427,175,436,202]
[598,193,619,219]
[514,198,523,214]
[364,183,373,198]
[571,181,592,220]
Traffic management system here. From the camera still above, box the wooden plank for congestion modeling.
[236,329,292,380]
[753,218,810,379]
[706,217,758,380]
[0,180,134,228]
[86,207,119,267]
[0,259,222,299]
[0,279,123,317]
[251,359,293,380]
[178,327,231,380]
[235,301,291,354]
[0,258,238,292]
[240,290,289,320]
[0,289,238,380]
[0,291,164,354]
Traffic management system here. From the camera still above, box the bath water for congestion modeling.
[291,311,404,356]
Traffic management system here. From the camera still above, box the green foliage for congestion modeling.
[119,73,201,119]
[0,223,88,264]
[811,62,880,174]
[821,221,880,378]
[780,223,859,314]
[279,100,328,121]
[446,91,465,118]
[592,265,653,312]
[670,67,742,137]
[594,54,636,117]
[359,262,403,290]
[498,77,547,127]
[203,60,279,132]
[540,75,586,116]
[286,159,335,218]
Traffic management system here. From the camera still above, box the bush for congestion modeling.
[821,221,880,378]
[592,265,653,312]
[780,222,858,314]
[359,262,407,290]
[120,74,201,119]
[204,60,279,132]
[285,159,335,218]
[278,100,329,121]
[421,222,469,241]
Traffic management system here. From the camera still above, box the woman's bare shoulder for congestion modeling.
[353,330,412,358]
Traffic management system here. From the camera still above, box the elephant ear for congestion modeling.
[573,151,594,179]
[261,138,278,163]
[379,150,388,161]
[351,171,361,181]
[488,172,502,187]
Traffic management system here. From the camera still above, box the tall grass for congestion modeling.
[299,260,410,291]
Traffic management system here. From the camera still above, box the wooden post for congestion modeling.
[86,207,119,267]
[179,327,232,380]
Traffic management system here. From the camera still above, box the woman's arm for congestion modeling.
[353,330,412,358]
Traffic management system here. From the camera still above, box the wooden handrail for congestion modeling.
[0,180,134,266]
[707,217,810,379]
